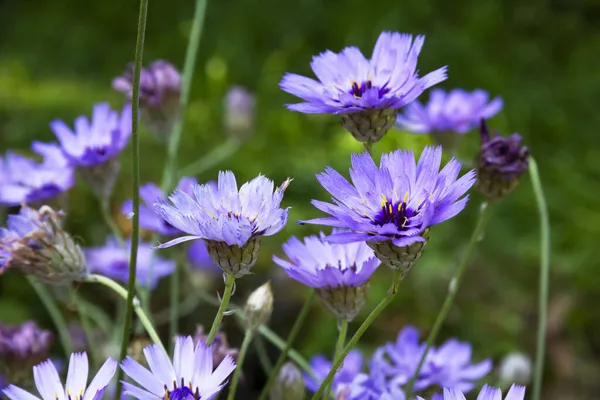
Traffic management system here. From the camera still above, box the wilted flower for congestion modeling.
[0,206,86,284]
[396,89,503,149]
[419,384,525,400]
[270,362,306,400]
[50,102,132,200]
[122,177,198,236]
[305,350,364,395]
[0,321,52,364]
[498,353,532,386]
[273,230,380,320]
[113,60,181,136]
[475,120,529,200]
[244,282,274,332]
[193,326,238,365]
[155,171,291,277]
[301,146,475,275]
[280,31,447,144]
[225,86,255,138]
[121,336,236,400]
[2,353,117,400]
[0,142,74,206]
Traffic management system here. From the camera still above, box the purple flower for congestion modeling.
[304,350,364,395]
[420,384,526,400]
[121,177,198,236]
[2,353,117,400]
[225,86,255,136]
[0,142,74,206]
[280,32,447,143]
[86,236,175,290]
[396,89,503,135]
[0,321,53,361]
[187,240,219,272]
[121,336,236,400]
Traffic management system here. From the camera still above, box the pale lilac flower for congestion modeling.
[417,384,526,400]
[224,86,255,135]
[0,321,52,361]
[186,241,219,272]
[304,350,364,394]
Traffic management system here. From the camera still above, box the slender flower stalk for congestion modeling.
[406,201,493,396]
[324,319,348,399]
[226,329,253,400]
[529,158,550,400]
[310,269,403,400]
[257,289,315,400]
[206,273,236,345]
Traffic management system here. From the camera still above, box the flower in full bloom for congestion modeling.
[121,336,236,400]
[418,384,526,400]
[0,142,74,206]
[2,352,117,400]
[475,120,529,200]
[280,31,447,144]
[86,236,175,290]
[301,146,475,274]
[396,89,503,149]
[113,60,181,136]
[50,102,132,199]
[0,206,86,284]
[224,86,255,138]
[122,177,198,236]
[155,172,291,277]
[304,350,364,395]
[273,230,380,320]
[270,362,306,400]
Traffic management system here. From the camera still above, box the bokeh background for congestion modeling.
[1,0,599,398]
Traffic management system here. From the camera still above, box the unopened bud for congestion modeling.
[244,281,273,332]
[499,352,532,386]
[270,362,305,400]
[225,86,255,139]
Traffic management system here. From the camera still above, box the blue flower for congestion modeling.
[187,240,220,273]
[121,336,236,400]
[304,350,364,395]
[417,384,526,400]
[85,236,175,290]
[0,321,53,361]
[2,352,117,400]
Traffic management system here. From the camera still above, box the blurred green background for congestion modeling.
[1,0,600,398]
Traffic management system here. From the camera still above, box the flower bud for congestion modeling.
[205,236,262,278]
[244,281,273,332]
[225,86,255,139]
[270,362,305,400]
[475,120,529,200]
[0,206,87,284]
[340,108,397,144]
[367,228,430,277]
[499,352,532,386]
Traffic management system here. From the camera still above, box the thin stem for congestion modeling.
[406,202,492,396]
[114,0,148,397]
[324,319,348,399]
[178,138,242,176]
[257,289,315,400]
[76,297,113,337]
[530,157,550,400]
[73,289,99,368]
[311,270,403,400]
[27,276,73,358]
[206,273,236,345]
[100,200,123,244]
[86,274,164,351]
[254,336,273,374]
[226,330,253,400]
[169,263,180,354]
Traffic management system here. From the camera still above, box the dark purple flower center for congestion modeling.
[373,194,413,230]
[166,384,196,400]
[349,80,390,99]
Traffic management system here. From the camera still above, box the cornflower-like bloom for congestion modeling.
[304,350,364,395]
[224,86,255,139]
[0,321,53,368]
[121,335,236,400]
[85,236,175,290]
[2,352,117,400]
[301,146,475,275]
[50,102,132,200]
[280,31,447,144]
[122,177,197,236]
[396,89,503,149]
[0,142,74,206]
[475,120,529,200]
[0,206,86,284]
[417,384,525,400]
[273,230,380,320]
[113,60,181,136]
[155,171,291,277]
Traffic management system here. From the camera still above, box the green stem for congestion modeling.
[26,277,73,358]
[406,202,492,396]
[86,274,164,350]
[206,273,236,345]
[530,157,550,400]
[100,200,123,244]
[324,319,348,399]
[226,330,253,400]
[114,0,148,398]
[76,297,113,338]
[311,270,403,400]
[169,263,180,354]
[73,290,99,368]
[254,336,273,374]
[178,138,242,176]
[257,289,315,400]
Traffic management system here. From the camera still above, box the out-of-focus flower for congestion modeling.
[301,146,475,275]
[2,353,117,400]
[498,352,532,386]
[244,282,274,332]
[273,230,380,320]
[280,31,447,144]
[418,384,525,400]
[475,120,529,200]
[270,362,306,400]
[0,206,86,284]
[155,171,291,277]
[193,326,238,365]
[304,350,364,395]
[0,142,74,206]
[396,89,503,149]
[186,240,219,272]
[113,60,181,136]
[122,177,198,236]
[85,236,175,290]
[225,86,255,138]
[50,102,132,200]
[121,336,236,400]
[0,322,52,364]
